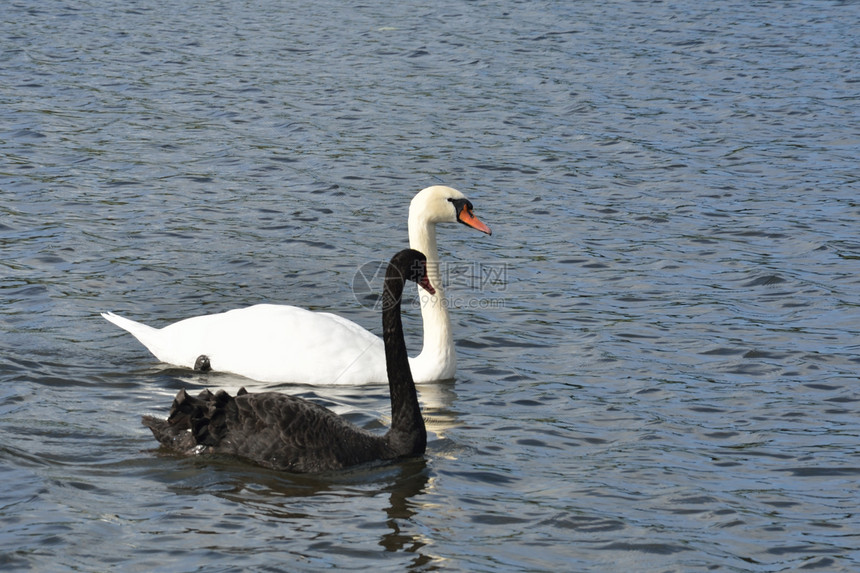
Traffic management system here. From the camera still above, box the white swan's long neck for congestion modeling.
[408,215,456,380]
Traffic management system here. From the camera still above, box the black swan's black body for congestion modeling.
[142,249,431,473]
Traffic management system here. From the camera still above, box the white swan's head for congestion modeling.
[409,186,492,235]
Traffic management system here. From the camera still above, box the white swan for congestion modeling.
[102,186,491,385]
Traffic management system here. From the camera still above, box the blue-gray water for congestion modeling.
[2,1,859,571]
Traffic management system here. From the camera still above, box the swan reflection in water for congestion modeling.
[151,452,442,566]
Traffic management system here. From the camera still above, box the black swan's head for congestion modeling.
[385,249,435,301]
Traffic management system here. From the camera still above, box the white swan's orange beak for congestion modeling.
[418,275,435,295]
[458,205,492,235]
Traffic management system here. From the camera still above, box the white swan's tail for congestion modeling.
[101,312,167,359]
[102,311,156,337]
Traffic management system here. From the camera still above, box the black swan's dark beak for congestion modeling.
[418,275,435,295]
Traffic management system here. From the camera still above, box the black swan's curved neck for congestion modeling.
[382,260,426,454]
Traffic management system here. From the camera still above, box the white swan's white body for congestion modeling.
[102,186,491,385]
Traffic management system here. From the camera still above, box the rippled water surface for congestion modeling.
[2,1,859,571]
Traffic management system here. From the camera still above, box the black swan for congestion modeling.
[142,249,433,473]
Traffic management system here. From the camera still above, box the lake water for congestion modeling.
[2,0,859,571]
